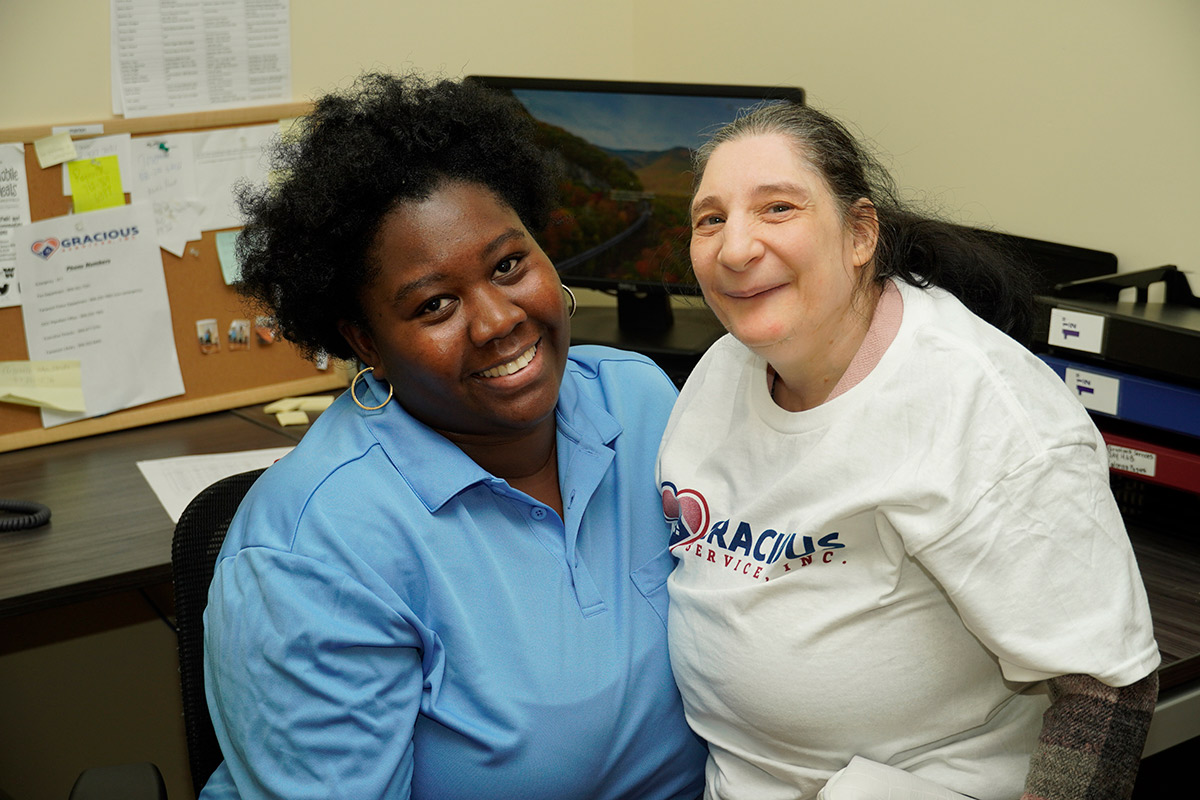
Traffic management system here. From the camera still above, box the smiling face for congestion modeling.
[689,133,877,369]
[339,180,569,443]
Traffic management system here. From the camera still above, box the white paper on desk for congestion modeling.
[13,203,185,428]
[61,134,133,196]
[112,0,291,119]
[192,124,278,232]
[137,447,293,523]
[0,142,32,309]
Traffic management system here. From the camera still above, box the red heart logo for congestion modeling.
[661,486,680,519]
[31,238,60,259]
[662,482,710,551]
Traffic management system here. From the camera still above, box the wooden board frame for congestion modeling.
[0,103,352,453]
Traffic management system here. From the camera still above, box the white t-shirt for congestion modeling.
[657,280,1159,800]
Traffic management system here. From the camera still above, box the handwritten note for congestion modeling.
[68,156,126,213]
[0,360,86,412]
[33,133,77,168]
[129,135,197,203]
[61,134,133,196]
[192,124,277,231]
[128,135,203,256]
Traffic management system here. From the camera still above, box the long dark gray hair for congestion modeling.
[692,102,1034,341]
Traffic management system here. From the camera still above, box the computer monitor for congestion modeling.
[467,76,805,338]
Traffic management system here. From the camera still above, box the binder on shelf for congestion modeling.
[1039,354,1200,441]
[1033,265,1200,387]
[1100,429,1200,496]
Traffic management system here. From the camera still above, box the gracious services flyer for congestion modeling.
[14,203,184,427]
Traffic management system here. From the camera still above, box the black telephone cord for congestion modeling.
[0,500,51,532]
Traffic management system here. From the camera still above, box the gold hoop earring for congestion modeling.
[351,366,393,411]
[562,283,577,318]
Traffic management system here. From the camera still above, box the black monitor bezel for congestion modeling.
[468,74,806,105]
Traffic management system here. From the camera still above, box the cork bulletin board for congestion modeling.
[0,103,349,453]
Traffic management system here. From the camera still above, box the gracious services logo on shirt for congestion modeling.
[662,481,710,549]
[662,481,846,582]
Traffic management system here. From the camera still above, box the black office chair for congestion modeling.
[171,467,267,797]
[69,467,266,800]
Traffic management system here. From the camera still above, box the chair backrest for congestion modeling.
[171,468,266,799]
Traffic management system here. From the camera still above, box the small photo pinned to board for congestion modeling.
[228,318,250,350]
[197,318,220,354]
[254,315,277,345]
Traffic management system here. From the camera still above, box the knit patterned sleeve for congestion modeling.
[1021,671,1158,800]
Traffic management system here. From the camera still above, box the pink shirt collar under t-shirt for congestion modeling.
[824,280,904,403]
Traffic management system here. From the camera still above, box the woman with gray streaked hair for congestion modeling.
[658,101,1158,800]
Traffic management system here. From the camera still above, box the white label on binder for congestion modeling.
[1049,308,1106,353]
[1106,444,1157,477]
[1064,368,1119,415]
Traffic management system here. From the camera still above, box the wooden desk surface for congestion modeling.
[0,410,303,617]
[2,407,1199,693]
[1129,523,1200,691]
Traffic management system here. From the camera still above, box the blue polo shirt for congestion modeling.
[201,346,706,800]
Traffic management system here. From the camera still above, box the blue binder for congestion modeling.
[1040,354,1200,440]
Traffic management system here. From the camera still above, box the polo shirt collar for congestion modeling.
[357,367,622,513]
[554,363,623,450]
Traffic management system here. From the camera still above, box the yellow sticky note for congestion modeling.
[34,132,78,168]
[295,395,334,412]
[68,155,126,212]
[263,395,334,415]
[275,409,310,426]
[263,397,301,414]
[0,360,86,412]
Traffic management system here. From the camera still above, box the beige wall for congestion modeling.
[2,0,1197,287]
